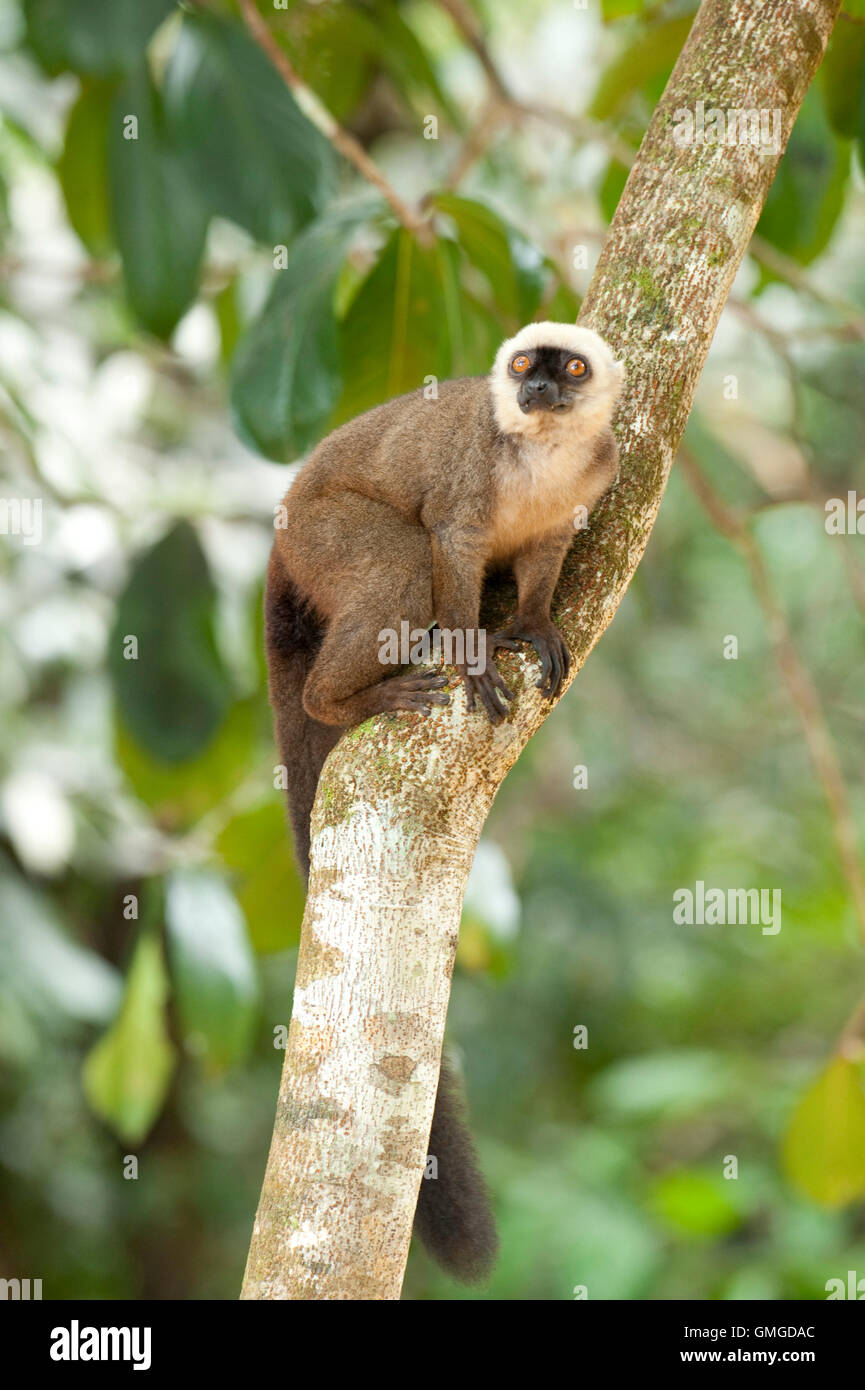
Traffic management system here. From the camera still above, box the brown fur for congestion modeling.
[265,324,623,1283]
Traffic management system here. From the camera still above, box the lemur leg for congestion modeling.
[491,531,573,700]
[301,547,448,728]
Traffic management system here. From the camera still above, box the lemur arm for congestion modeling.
[429,522,486,632]
[493,433,618,698]
[428,521,516,725]
[511,530,573,628]
[490,531,573,701]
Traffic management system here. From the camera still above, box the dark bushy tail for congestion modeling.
[265,552,340,872]
[265,552,498,1284]
[413,1055,498,1283]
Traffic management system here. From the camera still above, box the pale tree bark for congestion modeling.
[242,0,842,1300]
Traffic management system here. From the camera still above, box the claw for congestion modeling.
[491,620,570,701]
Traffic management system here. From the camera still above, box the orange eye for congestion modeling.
[566,358,587,377]
[511,354,531,373]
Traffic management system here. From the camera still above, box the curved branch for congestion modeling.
[242,0,842,1301]
[236,0,432,243]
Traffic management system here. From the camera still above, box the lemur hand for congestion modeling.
[457,651,515,726]
[490,620,570,701]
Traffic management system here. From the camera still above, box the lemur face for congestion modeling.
[508,345,591,415]
[490,322,625,438]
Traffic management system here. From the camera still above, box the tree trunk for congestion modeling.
[242,0,841,1301]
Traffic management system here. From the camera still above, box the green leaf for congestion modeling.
[23,0,175,77]
[164,868,259,1070]
[455,289,514,376]
[650,1168,744,1238]
[821,23,865,140]
[282,4,374,121]
[230,204,373,460]
[0,869,121,1027]
[367,0,461,127]
[109,521,234,764]
[843,1,865,17]
[163,13,335,245]
[590,14,693,120]
[217,800,306,954]
[115,697,259,829]
[589,1050,739,1118]
[433,193,547,326]
[83,931,176,1144]
[543,280,581,323]
[602,0,648,18]
[57,80,115,254]
[108,64,208,337]
[783,1056,865,1207]
[213,278,242,369]
[756,86,848,266]
[333,228,460,422]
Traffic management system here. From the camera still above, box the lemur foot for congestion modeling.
[490,621,570,701]
[381,669,450,717]
[458,661,515,726]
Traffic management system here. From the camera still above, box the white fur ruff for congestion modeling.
[486,322,625,559]
[489,321,625,439]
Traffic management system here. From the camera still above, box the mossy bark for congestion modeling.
[242,0,841,1301]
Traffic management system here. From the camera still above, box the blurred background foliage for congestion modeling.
[1,0,864,1301]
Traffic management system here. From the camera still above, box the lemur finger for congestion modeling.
[487,665,515,702]
[476,676,509,725]
[479,690,506,725]
[536,644,553,690]
[398,670,449,690]
[489,632,521,653]
[547,647,563,698]
[402,692,450,713]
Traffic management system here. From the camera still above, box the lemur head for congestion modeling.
[490,322,625,439]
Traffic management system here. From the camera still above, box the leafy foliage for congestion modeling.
[83,931,176,1145]
[757,87,848,268]
[162,14,335,246]
[24,0,175,78]
[109,522,233,764]
[108,64,209,337]
[230,204,371,459]
[57,81,114,254]
[165,868,259,1072]
[1,0,864,1304]
[783,1058,865,1207]
[217,801,306,954]
[334,228,461,421]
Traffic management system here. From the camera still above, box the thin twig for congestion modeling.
[437,0,509,99]
[436,0,637,173]
[236,0,433,244]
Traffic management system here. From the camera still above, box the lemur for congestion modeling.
[265,321,624,1282]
